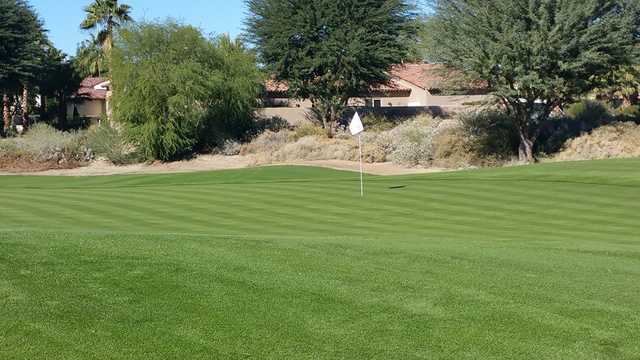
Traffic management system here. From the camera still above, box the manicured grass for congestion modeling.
[1,159,640,359]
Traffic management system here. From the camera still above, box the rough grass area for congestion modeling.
[0,123,91,172]
[554,122,640,161]
[242,116,475,168]
[1,160,640,359]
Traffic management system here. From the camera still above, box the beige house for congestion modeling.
[71,64,490,126]
[259,63,490,125]
[68,77,111,120]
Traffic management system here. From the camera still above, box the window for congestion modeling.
[374,100,381,108]
[364,99,373,107]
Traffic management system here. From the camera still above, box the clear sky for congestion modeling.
[29,0,248,56]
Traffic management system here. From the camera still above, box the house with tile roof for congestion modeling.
[67,77,111,121]
[71,64,489,126]
[259,63,490,125]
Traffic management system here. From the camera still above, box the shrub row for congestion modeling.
[241,115,480,168]
[0,123,91,171]
[0,122,139,171]
[241,100,640,168]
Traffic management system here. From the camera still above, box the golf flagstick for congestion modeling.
[358,133,364,197]
[349,112,365,197]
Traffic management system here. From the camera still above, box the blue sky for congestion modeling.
[30,0,248,56]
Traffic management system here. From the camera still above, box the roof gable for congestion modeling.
[75,77,110,100]
[391,63,489,92]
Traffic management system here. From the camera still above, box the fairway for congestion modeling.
[1,160,640,359]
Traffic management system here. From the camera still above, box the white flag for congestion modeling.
[349,112,364,136]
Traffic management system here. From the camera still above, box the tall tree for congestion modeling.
[592,0,640,107]
[37,45,82,127]
[111,21,263,161]
[80,0,132,52]
[0,0,46,132]
[425,0,637,162]
[593,66,640,107]
[75,34,109,77]
[245,0,418,136]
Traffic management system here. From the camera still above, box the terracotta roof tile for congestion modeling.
[264,63,482,96]
[391,63,450,90]
[265,79,289,93]
[392,63,489,91]
[75,77,109,100]
[80,77,109,88]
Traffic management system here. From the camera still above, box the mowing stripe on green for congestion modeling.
[1,159,639,359]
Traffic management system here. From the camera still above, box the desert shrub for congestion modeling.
[388,117,439,166]
[254,116,290,133]
[362,114,396,131]
[459,110,519,160]
[2,125,19,138]
[0,123,90,170]
[361,143,388,162]
[431,126,475,168]
[536,117,577,155]
[333,127,354,140]
[218,140,242,156]
[241,127,389,163]
[0,140,22,158]
[240,130,290,155]
[274,136,357,162]
[239,114,499,167]
[86,122,140,165]
[538,101,635,156]
[616,105,640,122]
[19,123,88,162]
[362,131,394,162]
[565,100,612,130]
[291,123,326,141]
[539,101,614,156]
[554,122,640,161]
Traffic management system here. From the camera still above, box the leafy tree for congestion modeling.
[425,0,637,162]
[37,46,82,127]
[80,0,132,52]
[75,34,109,77]
[111,21,263,161]
[245,0,418,136]
[0,0,46,132]
[593,66,640,107]
[592,1,640,108]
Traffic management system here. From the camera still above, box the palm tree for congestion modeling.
[75,35,108,77]
[80,0,132,52]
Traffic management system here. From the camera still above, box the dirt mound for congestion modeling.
[554,122,640,161]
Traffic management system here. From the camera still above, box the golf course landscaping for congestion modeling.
[1,159,639,359]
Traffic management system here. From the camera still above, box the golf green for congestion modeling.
[1,159,639,359]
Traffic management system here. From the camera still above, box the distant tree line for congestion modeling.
[1,0,87,135]
[1,0,46,133]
